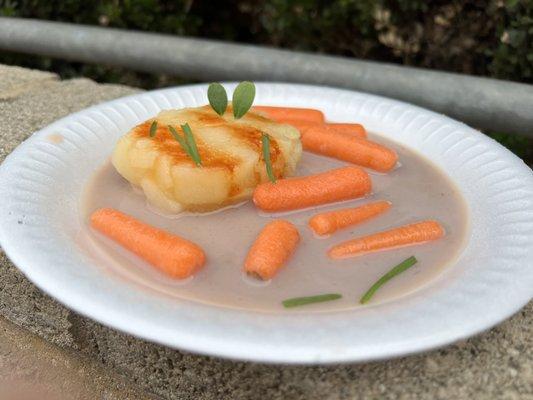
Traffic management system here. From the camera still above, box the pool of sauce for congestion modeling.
[79,133,469,312]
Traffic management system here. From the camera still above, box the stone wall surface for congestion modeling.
[0,64,531,400]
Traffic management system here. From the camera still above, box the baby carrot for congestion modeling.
[326,123,367,138]
[253,106,325,123]
[302,127,398,172]
[253,166,371,212]
[91,208,205,279]
[281,119,367,139]
[328,220,445,259]
[279,119,316,133]
[309,200,392,236]
[244,220,300,280]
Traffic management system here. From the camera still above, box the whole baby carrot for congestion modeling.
[328,220,445,259]
[309,200,392,236]
[91,208,205,279]
[281,119,367,139]
[244,220,300,280]
[302,127,398,172]
[253,166,371,212]
[279,119,316,133]
[326,123,367,138]
[253,106,325,123]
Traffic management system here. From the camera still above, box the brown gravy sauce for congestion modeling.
[79,134,469,312]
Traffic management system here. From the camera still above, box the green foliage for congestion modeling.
[2,0,531,84]
[0,0,531,162]
[487,131,532,163]
[488,1,533,81]
[248,0,378,53]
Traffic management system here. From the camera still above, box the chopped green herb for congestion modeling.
[282,293,342,308]
[181,123,202,166]
[261,134,276,183]
[149,120,158,137]
[168,125,192,157]
[232,81,256,119]
[207,83,228,116]
[360,256,418,304]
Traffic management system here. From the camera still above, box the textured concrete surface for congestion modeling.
[0,64,531,399]
[0,316,156,399]
[0,64,57,100]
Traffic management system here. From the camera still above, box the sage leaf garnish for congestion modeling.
[207,83,228,116]
[232,81,256,119]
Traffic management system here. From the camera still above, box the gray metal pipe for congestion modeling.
[0,17,531,137]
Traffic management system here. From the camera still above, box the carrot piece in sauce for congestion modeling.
[281,119,367,139]
[302,127,398,172]
[309,200,392,236]
[253,106,325,123]
[253,166,371,212]
[90,208,205,279]
[328,220,445,259]
[325,122,367,137]
[244,220,300,280]
[279,119,316,133]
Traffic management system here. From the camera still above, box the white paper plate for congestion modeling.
[0,83,532,364]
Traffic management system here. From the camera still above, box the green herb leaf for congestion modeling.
[207,83,228,116]
[232,81,256,119]
[181,123,202,166]
[168,124,191,156]
[283,293,342,308]
[360,256,418,304]
[149,120,158,137]
[261,134,276,183]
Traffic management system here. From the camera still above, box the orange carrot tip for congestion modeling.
[253,166,371,212]
[90,208,205,279]
[252,106,325,123]
[244,220,300,280]
[328,220,445,259]
[301,128,398,172]
[309,200,392,236]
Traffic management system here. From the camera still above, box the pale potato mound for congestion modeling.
[112,105,302,213]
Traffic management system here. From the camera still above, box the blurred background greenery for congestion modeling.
[0,0,531,162]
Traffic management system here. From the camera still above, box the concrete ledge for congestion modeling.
[0,64,58,101]
[0,316,156,399]
[0,65,531,399]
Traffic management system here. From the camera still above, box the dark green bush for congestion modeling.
[2,0,531,84]
[0,0,531,161]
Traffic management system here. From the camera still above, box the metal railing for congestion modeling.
[0,17,531,137]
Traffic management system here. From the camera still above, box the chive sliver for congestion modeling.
[261,134,276,183]
[149,120,158,137]
[283,293,342,308]
[168,125,195,162]
[181,123,202,166]
[359,256,418,304]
